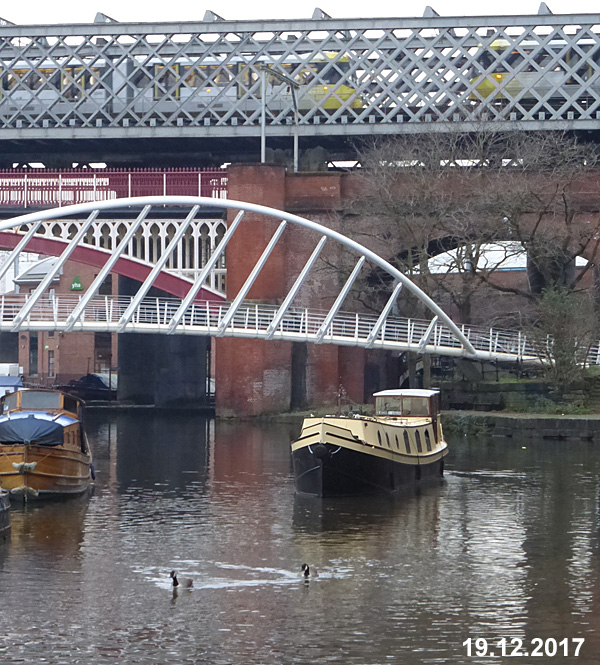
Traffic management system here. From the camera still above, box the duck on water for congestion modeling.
[170,570,193,588]
[301,563,318,580]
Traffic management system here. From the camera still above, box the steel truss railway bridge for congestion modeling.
[1,9,600,164]
[0,196,588,365]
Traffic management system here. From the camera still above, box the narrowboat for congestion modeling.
[0,489,10,539]
[291,389,448,497]
[0,389,93,501]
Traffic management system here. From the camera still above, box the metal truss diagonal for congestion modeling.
[1,14,600,142]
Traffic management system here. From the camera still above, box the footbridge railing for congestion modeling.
[0,293,549,363]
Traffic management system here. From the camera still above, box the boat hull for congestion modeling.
[0,491,9,539]
[0,444,92,501]
[292,442,445,497]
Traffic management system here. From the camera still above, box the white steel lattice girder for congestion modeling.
[1,14,600,140]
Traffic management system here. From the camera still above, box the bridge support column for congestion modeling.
[118,333,210,408]
[117,276,210,408]
[216,164,290,416]
[215,163,390,415]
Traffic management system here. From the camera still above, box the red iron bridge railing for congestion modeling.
[0,168,228,209]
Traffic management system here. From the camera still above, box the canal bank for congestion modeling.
[441,410,600,441]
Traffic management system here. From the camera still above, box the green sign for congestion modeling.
[70,276,83,291]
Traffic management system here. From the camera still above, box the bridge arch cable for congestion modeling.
[0,196,539,362]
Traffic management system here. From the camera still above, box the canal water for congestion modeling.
[1,411,600,665]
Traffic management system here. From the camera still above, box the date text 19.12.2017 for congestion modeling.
[463,637,585,658]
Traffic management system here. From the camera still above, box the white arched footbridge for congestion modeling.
[0,197,552,363]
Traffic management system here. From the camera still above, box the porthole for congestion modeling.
[415,430,423,453]
[403,430,411,454]
[425,429,432,451]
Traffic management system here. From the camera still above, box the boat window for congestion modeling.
[395,434,399,450]
[2,392,18,412]
[385,432,390,447]
[415,430,423,453]
[63,395,79,415]
[403,430,411,454]
[375,396,403,416]
[425,429,432,451]
[401,397,430,417]
[20,391,61,410]
[377,431,382,446]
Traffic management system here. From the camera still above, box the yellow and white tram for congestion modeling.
[0,51,363,120]
[469,38,600,104]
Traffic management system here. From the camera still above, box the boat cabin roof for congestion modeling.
[373,389,440,398]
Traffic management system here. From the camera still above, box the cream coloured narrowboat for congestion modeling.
[0,389,93,501]
[291,389,447,497]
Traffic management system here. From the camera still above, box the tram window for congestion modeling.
[320,58,351,85]
[4,69,27,91]
[415,430,423,453]
[87,68,101,89]
[477,50,494,70]
[213,66,233,85]
[154,64,180,99]
[182,65,203,88]
[62,67,85,100]
[403,430,411,454]
[425,429,432,452]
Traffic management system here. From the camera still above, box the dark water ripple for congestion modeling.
[1,412,600,664]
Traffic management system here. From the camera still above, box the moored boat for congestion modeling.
[0,489,10,539]
[291,389,448,497]
[0,389,93,501]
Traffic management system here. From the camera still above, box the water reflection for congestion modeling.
[0,413,599,664]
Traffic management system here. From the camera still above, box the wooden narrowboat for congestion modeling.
[0,389,93,501]
[291,389,448,497]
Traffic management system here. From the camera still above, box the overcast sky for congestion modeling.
[1,0,599,26]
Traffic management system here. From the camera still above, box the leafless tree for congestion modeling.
[335,130,600,386]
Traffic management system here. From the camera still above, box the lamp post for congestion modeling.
[259,66,300,172]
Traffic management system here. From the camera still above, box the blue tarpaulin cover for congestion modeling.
[0,416,63,446]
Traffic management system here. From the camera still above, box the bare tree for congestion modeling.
[475,131,600,300]
[338,130,600,387]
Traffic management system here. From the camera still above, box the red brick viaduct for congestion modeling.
[215,163,600,416]
[216,164,384,417]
